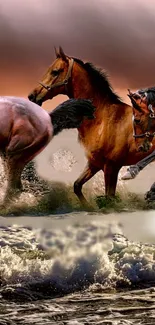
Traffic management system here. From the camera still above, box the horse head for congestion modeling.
[28,47,74,106]
[128,88,155,152]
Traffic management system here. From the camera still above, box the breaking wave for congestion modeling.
[0,216,155,302]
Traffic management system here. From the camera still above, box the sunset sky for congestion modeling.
[0,0,155,109]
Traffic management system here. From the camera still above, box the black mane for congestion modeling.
[73,58,122,103]
[138,87,155,106]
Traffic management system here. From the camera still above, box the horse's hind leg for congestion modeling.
[74,162,100,207]
[104,162,121,197]
[3,157,26,205]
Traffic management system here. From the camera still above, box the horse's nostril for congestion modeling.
[138,145,144,152]
[28,93,35,102]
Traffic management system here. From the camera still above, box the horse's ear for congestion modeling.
[128,89,132,94]
[59,46,67,61]
[54,46,60,58]
[129,96,143,113]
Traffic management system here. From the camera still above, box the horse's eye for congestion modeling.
[51,70,59,76]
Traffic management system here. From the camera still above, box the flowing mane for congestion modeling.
[138,87,155,106]
[73,57,122,103]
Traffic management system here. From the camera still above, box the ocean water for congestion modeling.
[0,212,155,324]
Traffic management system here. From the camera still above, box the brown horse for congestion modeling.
[28,46,155,205]
[128,88,155,152]
[0,96,95,205]
[127,87,155,201]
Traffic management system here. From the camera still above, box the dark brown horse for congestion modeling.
[28,46,155,205]
[127,87,155,201]
[128,88,155,152]
[0,96,95,205]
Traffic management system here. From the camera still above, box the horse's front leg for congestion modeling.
[122,150,155,180]
[104,162,121,197]
[74,162,100,208]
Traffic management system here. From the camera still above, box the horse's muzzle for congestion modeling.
[138,145,145,152]
[138,142,152,152]
[28,93,42,106]
[28,93,36,102]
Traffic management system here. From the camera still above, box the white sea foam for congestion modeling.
[0,218,155,299]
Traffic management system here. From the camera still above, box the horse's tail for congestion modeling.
[49,98,95,136]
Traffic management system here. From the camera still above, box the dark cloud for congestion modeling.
[0,0,155,96]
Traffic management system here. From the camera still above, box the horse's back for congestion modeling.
[0,96,50,119]
[0,97,53,153]
[0,96,51,128]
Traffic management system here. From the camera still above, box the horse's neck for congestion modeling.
[71,80,93,101]
[70,68,125,122]
[71,70,117,115]
[71,85,117,121]
[71,83,105,118]
[71,66,100,104]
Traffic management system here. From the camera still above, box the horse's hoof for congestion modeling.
[84,204,95,212]
[121,171,134,180]
[144,191,155,202]
[80,200,95,212]
[121,166,140,180]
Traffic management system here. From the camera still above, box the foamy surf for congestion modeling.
[0,217,155,303]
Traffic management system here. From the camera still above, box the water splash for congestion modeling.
[0,218,155,301]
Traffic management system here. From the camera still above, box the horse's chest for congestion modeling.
[79,122,103,147]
